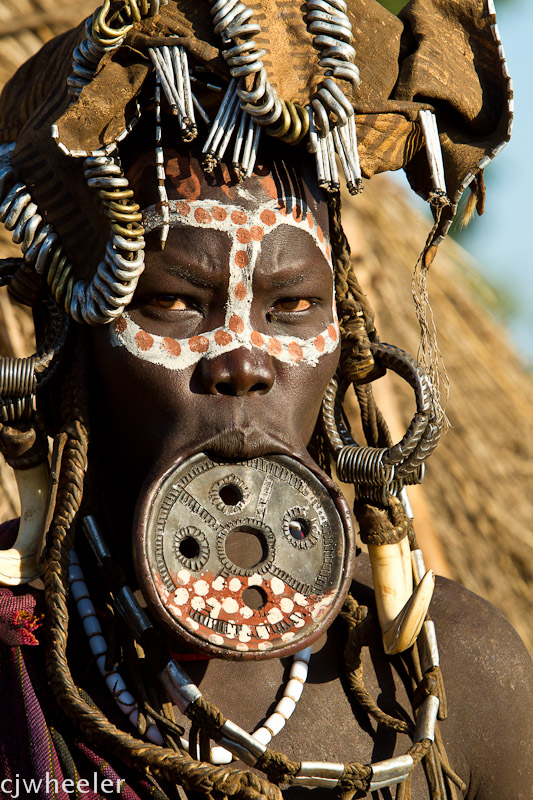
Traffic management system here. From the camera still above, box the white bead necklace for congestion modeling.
[68,549,309,765]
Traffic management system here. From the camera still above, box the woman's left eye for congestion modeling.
[271,298,312,313]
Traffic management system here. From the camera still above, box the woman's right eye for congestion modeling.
[146,295,192,310]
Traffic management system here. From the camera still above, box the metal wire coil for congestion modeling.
[322,342,442,489]
[0,150,145,326]
[321,372,358,453]
[305,0,359,133]
[209,0,282,129]
[68,1,166,98]
[0,358,36,398]
[0,396,34,423]
[336,445,394,486]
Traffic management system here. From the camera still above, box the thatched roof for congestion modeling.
[0,1,531,653]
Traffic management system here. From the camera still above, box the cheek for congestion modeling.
[90,328,195,452]
[279,346,340,442]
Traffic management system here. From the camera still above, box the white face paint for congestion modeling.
[110,196,339,369]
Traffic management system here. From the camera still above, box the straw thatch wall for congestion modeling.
[0,2,531,652]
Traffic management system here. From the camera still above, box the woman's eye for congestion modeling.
[271,298,312,313]
[147,295,191,310]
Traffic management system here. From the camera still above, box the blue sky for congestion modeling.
[465,0,532,362]
[394,0,532,364]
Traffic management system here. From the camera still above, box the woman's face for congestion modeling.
[89,152,340,530]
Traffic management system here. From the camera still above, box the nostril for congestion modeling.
[250,382,269,394]
[214,381,270,396]
[215,382,234,396]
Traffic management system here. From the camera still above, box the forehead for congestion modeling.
[142,195,331,267]
[127,147,330,233]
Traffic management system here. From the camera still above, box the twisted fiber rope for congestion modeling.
[354,495,409,546]
[354,384,393,450]
[328,194,375,384]
[328,195,395,468]
[308,418,332,477]
[340,595,412,736]
[339,597,451,800]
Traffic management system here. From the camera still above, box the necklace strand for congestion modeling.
[69,548,310,764]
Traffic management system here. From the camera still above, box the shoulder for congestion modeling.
[352,555,533,798]
[430,576,533,799]
[354,553,533,799]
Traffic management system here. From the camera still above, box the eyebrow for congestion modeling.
[163,263,228,289]
[267,272,313,290]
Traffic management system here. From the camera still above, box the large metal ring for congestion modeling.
[321,342,442,488]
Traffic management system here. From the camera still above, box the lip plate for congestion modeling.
[134,451,355,660]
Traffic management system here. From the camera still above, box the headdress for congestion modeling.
[0,1,512,798]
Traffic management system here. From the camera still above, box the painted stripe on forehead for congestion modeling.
[111,196,338,370]
[142,196,331,264]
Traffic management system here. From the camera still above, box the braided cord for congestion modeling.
[328,194,376,383]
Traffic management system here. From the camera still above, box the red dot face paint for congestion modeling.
[229,314,245,334]
[234,282,247,301]
[235,251,248,268]
[163,337,182,356]
[135,330,154,351]
[194,207,212,224]
[214,330,233,346]
[189,336,210,353]
[260,209,276,226]
[111,195,340,371]
[231,210,247,224]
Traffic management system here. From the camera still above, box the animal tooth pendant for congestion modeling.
[0,461,49,585]
[368,536,434,655]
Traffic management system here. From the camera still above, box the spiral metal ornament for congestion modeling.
[211,0,282,124]
[321,342,442,500]
[0,261,70,422]
[68,0,167,98]
[204,0,286,174]
[0,148,145,325]
[266,100,310,146]
[306,0,359,95]
[303,0,363,194]
[68,155,145,324]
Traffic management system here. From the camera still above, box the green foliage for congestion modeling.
[375,0,405,14]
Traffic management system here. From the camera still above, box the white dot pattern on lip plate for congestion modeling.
[110,196,340,369]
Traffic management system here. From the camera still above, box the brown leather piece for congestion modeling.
[0,0,512,263]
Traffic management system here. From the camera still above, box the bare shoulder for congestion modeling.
[430,576,533,799]
[353,556,533,798]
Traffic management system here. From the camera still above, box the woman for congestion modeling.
[0,1,530,798]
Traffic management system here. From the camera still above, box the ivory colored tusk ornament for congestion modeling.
[0,461,49,585]
[368,536,435,655]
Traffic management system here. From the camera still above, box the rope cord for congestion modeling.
[340,595,413,736]
[327,194,376,384]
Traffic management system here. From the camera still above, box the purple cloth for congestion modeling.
[0,521,149,799]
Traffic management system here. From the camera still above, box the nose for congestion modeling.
[198,347,275,396]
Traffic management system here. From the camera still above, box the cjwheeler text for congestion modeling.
[0,775,125,798]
